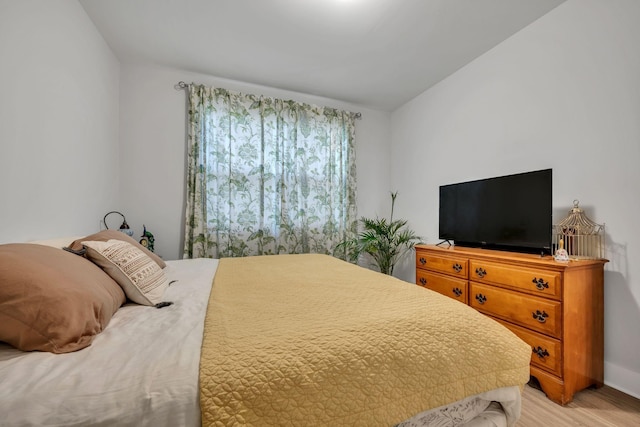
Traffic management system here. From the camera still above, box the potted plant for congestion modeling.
[338,192,421,276]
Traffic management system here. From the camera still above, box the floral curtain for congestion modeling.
[183,85,358,259]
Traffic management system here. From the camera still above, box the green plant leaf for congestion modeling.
[337,192,421,275]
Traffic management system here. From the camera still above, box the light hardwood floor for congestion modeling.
[518,382,640,426]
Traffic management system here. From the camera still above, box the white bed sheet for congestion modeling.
[0,258,218,427]
[399,386,522,427]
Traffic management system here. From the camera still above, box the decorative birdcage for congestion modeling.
[552,200,605,260]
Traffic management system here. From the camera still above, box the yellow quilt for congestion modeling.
[199,254,530,426]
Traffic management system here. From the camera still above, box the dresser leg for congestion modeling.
[530,367,573,405]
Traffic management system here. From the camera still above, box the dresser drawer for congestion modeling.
[470,283,562,338]
[416,270,467,303]
[416,252,468,278]
[469,260,562,300]
[497,320,562,376]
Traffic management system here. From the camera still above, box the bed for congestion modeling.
[0,234,531,426]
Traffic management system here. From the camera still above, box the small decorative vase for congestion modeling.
[554,238,570,263]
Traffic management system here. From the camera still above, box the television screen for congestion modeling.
[439,169,552,254]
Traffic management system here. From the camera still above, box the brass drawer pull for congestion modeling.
[475,293,487,304]
[532,310,549,323]
[532,277,549,291]
[452,287,463,297]
[419,277,427,286]
[419,257,427,265]
[452,263,462,273]
[532,346,550,360]
[475,267,487,278]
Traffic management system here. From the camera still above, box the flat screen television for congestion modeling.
[439,169,552,255]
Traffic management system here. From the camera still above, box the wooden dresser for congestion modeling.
[415,244,607,405]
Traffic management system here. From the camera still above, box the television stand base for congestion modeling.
[435,239,452,248]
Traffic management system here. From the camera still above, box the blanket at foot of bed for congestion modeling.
[199,254,531,426]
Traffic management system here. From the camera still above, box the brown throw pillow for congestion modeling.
[68,229,166,269]
[0,244,125,353]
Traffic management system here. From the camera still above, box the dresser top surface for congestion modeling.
[416,244,608,270]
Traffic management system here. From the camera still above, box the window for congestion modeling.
[184,86,358,259]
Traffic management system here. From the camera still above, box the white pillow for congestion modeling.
[82,239,168,306]
[28,236,84,249]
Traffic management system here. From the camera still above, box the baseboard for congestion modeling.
[605,361,640,399]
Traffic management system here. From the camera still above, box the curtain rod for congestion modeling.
[175,81,362,119]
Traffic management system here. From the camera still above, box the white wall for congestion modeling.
[0,0,120,242]
[118,63,391,261]
[390,0,640,397]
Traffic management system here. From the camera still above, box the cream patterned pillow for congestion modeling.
[82,239,168,306]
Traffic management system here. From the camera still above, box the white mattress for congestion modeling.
[0,258,218,427]
[0,257,521,427]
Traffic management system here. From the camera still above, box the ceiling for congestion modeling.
[79,0,566,111]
